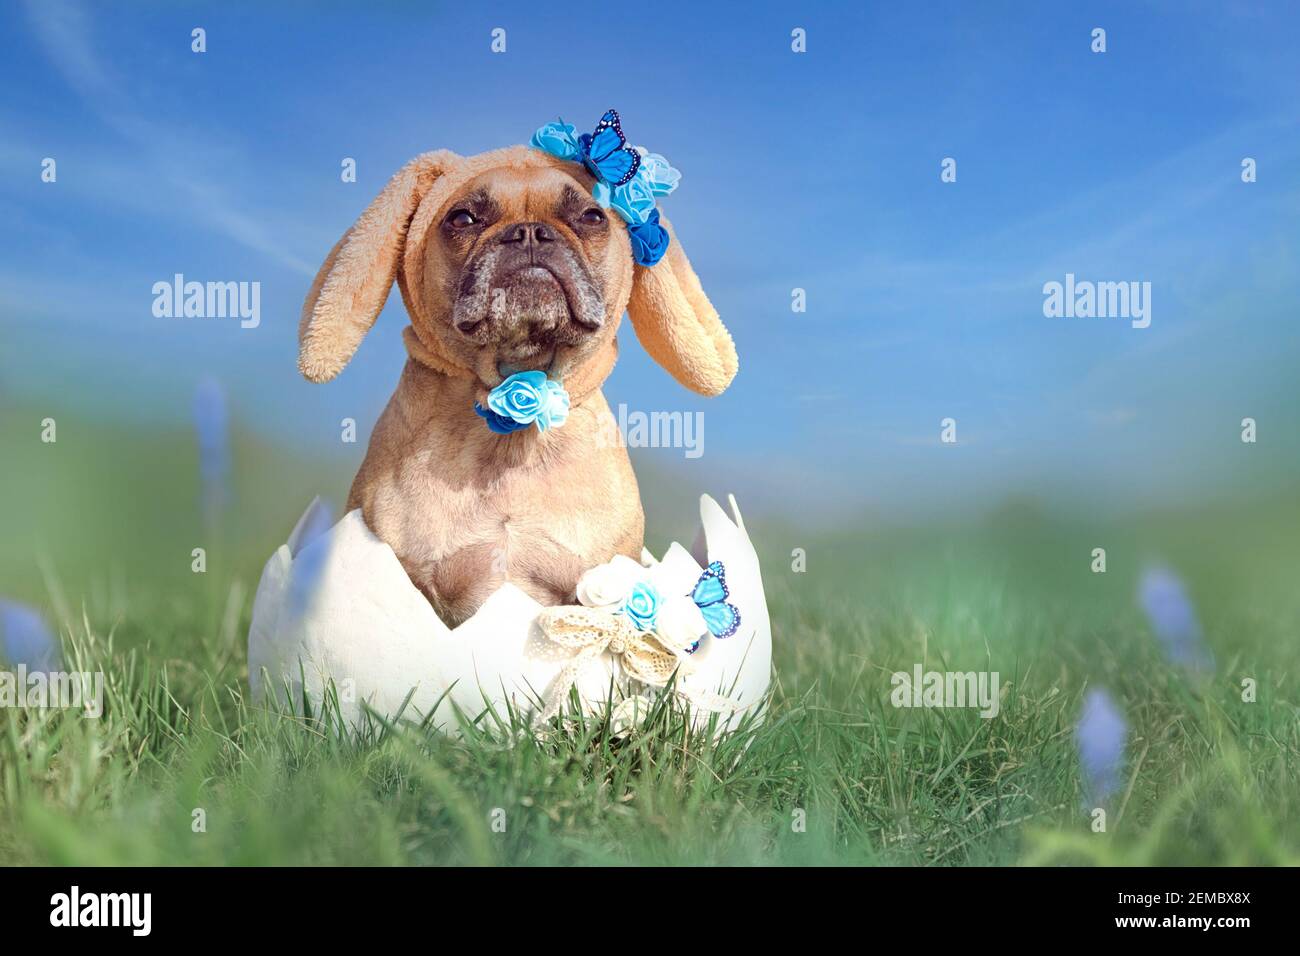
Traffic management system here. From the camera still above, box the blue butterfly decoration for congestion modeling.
[690,560,741,640]
[577,109,641,187]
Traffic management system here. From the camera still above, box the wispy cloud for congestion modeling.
[20,0,314,276]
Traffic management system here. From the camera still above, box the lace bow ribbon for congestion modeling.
[535,605,749,725]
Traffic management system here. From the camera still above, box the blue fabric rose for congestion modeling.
[487,370,547,423]
[475,403,531,434]
[476,371,570,434]
[593,169,657,225]
[635,149,681,196]
[621,581,661,632]
[538,379,570,431]
[530,121,580,161]
[628,209,671,267]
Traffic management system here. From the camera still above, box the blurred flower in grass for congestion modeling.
[292,497,335,554]
[1076,688,1126,807]
[0,600,61,672]
[193,376,230,526]
[287,497,336,618]
[1139,565,1215,672]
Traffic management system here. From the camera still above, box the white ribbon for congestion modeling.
[535,604,751,727]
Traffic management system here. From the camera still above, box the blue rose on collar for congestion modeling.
[537,381,570,429]
[620,580,662,632]
[592,169,657,225]
[474,404,530,434]
[475,371,570,434]
[530,121,580,161]
[628,209,670,267]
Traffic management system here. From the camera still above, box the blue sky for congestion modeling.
[2,0,1298,521]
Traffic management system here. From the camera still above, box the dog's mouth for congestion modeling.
[515,264,561,284]
[484,264,594,384]
[455,247,606,390]
[502,263,573,316]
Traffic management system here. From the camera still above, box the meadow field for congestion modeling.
[1,403,1297,865]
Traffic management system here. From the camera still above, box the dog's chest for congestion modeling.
[403,498,607,624]
[364,440,637,625]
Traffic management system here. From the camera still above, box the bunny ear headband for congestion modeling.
[301,109,734,433]
[530,109,679,268]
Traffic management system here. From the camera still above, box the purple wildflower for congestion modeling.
[1076,688,1126,806]
[1139,565,1214,671]
[287,498,336,617]
[0,600,61,672]
[193,376,230,524]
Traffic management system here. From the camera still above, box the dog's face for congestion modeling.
[419,165,630,387]
[298,146,737,400]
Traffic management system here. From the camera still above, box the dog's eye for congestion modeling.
[579,208,606,226]
[447,209,477,228]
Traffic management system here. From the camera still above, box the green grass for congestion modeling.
[1,407,1298,865]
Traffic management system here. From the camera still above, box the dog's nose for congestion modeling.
[497,221,554,248]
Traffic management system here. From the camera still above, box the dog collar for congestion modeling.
[401,325,620,430]
[401,326,475,380]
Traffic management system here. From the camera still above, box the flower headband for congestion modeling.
[530,109,679,267]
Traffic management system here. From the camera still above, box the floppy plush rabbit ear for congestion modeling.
[626,216,738,396]
[298,151,456,382]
